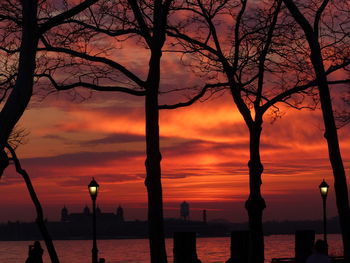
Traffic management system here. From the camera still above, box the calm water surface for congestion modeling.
[0,234,342,263]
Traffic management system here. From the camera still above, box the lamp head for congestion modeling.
[319,179,329,198]
[88,178,99,200]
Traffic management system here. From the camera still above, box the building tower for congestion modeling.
[116,205,124,222]
[96,205,101,215]
[83,205,90,215]
[61,206,69,222]
[180,201,189,220]
[203,209,207,224]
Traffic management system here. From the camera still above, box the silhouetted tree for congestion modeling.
[6,143,55,262]
[166,0,350,262]
[0,1,99,262]
[282,0,350,261]
[38,1,195,262]
[4,1,218,261]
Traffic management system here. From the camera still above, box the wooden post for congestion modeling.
[226,231,249,263]
[295,230,315,263]
[173,232,201,263]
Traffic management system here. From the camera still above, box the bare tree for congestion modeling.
[0,1,99,262]
[165,0,350,262]
[6,143,59,263]
[4,128,59,262]
[2,1,216,262]
[282,0,350,261]
[0,0,98,159]
[38,1,182,262]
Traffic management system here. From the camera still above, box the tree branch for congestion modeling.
[159,82,228,109]
[282,0,314,37]
[255,0,282,110]
[128,0,152,45]
[0,14,21,26]
[314,0,330,39]
[39,0,98,34]
[166,26,221,58]
[6,143,60,263]
[61,19,141,37]
[262,78,350,113]
[38,73,146,96]
[40,37,146,88]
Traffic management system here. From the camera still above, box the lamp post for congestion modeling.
[88,178,99,263]
[319,179,329,245]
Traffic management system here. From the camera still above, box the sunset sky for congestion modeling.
[1,87,349,223]
[0,0,349,225]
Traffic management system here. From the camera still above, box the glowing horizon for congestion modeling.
[0,91,349,223]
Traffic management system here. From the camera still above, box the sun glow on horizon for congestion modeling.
[2,86,349,223]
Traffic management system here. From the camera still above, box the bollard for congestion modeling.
[226,231,249,263]
[173,232,201,263]
[295,230,315,263]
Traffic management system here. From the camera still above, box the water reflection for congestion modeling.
[0,234,342,263]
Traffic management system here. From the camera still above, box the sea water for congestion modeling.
[0,234,342,263]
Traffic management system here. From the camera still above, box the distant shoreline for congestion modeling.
[0,216,341,241]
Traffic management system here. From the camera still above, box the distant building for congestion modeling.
[61,206,69,222]
[83,205,90,215]
[61,205,125,223]
[180,201,189,220]
[203,209,207,224]
[116,205,124,222]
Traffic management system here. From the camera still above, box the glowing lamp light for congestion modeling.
[319,179,329,198]
[88,178,99,200]
[319,179,329,247]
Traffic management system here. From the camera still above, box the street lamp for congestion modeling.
[88,178,99,263]
[319,179,329,245]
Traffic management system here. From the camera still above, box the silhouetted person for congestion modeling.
[25,241,44,263]
[306,239,330,263]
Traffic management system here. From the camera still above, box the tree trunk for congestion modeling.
[0,0,37,149]
[145,50,167,263]
[245,120,266,263]
[281,1,350,260]
[0,2,61,262]
[22,169,60,263]
[309,44,350,262]
[6,145,60,263]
